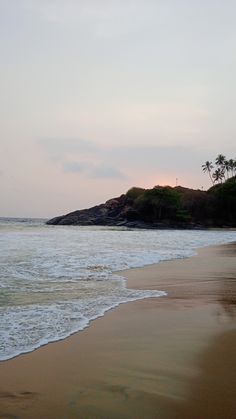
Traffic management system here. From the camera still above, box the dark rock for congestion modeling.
[46,178,236,228]
[47,194,134,226]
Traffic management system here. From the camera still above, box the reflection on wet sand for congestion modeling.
[174,330,236,419]
[174,244,236,419]
[218,277,236,318]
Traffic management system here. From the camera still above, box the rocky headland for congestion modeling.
[47,177,236,228]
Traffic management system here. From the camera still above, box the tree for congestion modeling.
[215,154,226,167]
[215,154,226,180]
[202,161,214,185]
[135,187,180,221]
[224,160,231,179]
[228,158,236,177]
[212,168,225,184]
[202,155,236,186]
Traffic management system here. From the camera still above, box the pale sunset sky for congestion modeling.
[0,0,235,217]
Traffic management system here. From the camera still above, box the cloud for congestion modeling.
[63,161,87,173]
[91,165,127,180]
[101,144,208,178]
[39,138,99,162]
[63,160,127,180]
[41,136,236,195]
[40,136,208,184]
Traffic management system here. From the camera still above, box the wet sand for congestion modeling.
[0,243,236,419]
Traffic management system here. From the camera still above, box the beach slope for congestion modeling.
[0,243,236,418]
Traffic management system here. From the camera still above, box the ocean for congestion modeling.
[0,217,235,361]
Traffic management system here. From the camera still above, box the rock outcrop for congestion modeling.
[46,177,236,228]
[47,194,137,227]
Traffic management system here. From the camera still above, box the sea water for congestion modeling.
[0,217,235,361]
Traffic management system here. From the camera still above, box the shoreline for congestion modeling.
[0,243,223,363]
[0,242,236,418]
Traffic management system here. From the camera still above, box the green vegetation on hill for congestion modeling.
[208,176,236,225]
[133,186,181,221]
[125,176,236,227]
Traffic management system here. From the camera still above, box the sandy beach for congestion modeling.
[0,242,236,419]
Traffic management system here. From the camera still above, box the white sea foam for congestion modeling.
[0,219,235,361]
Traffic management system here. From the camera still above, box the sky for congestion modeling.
[0,0,236,218]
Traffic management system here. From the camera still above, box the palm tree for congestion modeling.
[215,154,226,180]
[215,154,226,167]
[212,168,224,184]
[228,159,235,177]
[202,161,214,185]
[224,160,230,179]
[233,159,236,176]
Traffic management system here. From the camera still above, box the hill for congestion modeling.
[46,177,236,228]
